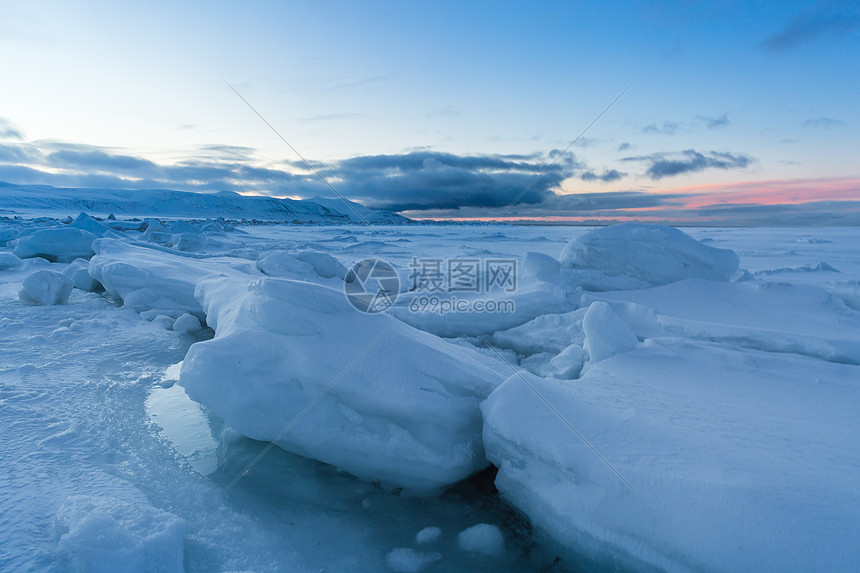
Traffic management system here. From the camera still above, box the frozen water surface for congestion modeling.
[2,215,860,571]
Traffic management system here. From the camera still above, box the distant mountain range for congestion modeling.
[0,182,410,224]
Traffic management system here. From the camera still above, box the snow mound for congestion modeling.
[548,344,586,379]
[172,313,202,334]
[384,547,442,572]
[13,227,99,262]
[585,278,860,364]
[256,252,316,279]
[482,339,860,571]
[492,309,586,356]
[64,258,102,292]
[582,301,638,364]
[415,526,442,544]
[55,495,185,573]
[559,223,740,290]
[457,523,505,557]
[180,276,505,490]
[293,250,347,279]
[0,251,22,270]
[69,212,120,238]
[89,238,257,318]
[392,272,574,337]
[19,269,73,305]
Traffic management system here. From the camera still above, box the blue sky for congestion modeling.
[0,0,858,222]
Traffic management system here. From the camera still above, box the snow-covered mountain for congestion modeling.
[0,182,409,224]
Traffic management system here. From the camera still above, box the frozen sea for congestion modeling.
[2,216,859,572]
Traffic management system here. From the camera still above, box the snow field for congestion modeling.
[3,215,859,571]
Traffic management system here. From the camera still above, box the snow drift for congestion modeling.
[559,223,740,290]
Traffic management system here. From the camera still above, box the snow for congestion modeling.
[0,251,22,270]
[482,339,860,571]
[172,313,203,334]
[384,548,443,572]
[457,523,505,557]
[581,301,638,364]
[3,212,860,572]
[19,269,74,305]
[0,182,408,223]
[180,275,506,490]
[89,238,258,318]
[64,257,103,291]
[559,222,740,290]
[13,226,99,262]
[583,278,860,364]
[55,495,186,573]
[415,526,443,544]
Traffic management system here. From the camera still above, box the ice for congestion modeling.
[0,182,407,223]
[392,263,575,337]
[256,252,319,281]
[492,309,586,356]
[64,257,103,291]
[482,339,860,571]
[55,495,186,573]
[581,301,638,364]
[69,212,122,238]
[415,526,442,544]
[457,523,505,557]
[548,344,586,379]
[12,226,99,262]
[5,215,860,572]
[180,275,506,490]
[384,547,443,572]
[559,223,740,290]
[172,313,203,334]
[19,269,73,305]
[89,238,258,318]
[584,278,860,364]
[293,250,348,279]
[0,251,22,270]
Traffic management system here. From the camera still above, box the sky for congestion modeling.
[0,0,858,224]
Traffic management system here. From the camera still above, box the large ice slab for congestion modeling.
[181,276,506,490]
[482,338,860,571]
[19,269,73,305]
[13,226,99,262]
[559,223,740,290]
[88,238,257,318]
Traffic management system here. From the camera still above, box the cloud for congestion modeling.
[0,141,579,212]
[623,149,753,179]
[702,114,730,129]
[643,122,682,135]
[617,142,633,152]
[298,112,367,122]
[46,147,160,176]
[401,190,681,219]
[804,117,846,128]
[579,169,626,182]
[320,151,575,211]
[0,142,42,163]
[764,4,859,52]
[0,118,23,140]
